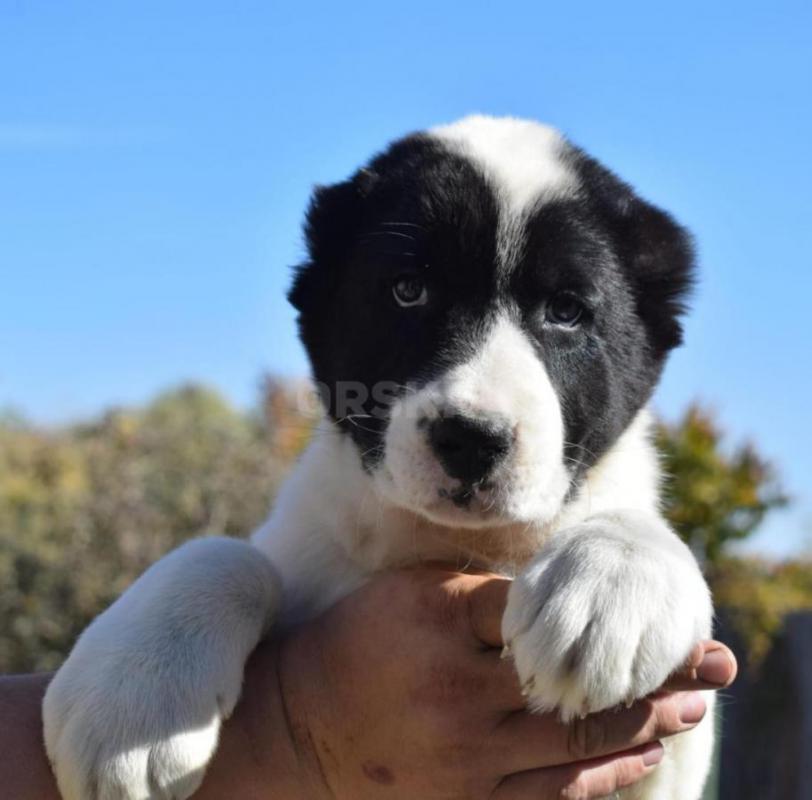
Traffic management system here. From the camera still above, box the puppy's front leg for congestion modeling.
[503,509,712,719]
[43,537,281,800]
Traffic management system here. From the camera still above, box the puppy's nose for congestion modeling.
[428,414,512,484]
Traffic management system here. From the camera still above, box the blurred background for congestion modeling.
[1,1,810,797]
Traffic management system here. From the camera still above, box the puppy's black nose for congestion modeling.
[428,414,512,485]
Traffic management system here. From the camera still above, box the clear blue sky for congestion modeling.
[1,0,810,556]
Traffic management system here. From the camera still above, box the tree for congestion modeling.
[656,404,788,565]
[0,383,314,672]
[656,405,812,666]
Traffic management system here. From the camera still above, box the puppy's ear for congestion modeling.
[613,196,696,355]
[580,155,696,357]
[288,169,377,313]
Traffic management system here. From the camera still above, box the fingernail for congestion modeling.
[696,649,732,686]
[678,692,706,725]
[642,742,664,767]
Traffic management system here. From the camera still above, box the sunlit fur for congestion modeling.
[44,116,714,800]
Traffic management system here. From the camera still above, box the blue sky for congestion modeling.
[1,0,810,555]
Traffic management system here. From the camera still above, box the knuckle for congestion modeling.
[413,579,464,635]
[567,714,606,759]
[558,753,645,800]
[612,753,646,791]
[651,695,684,735]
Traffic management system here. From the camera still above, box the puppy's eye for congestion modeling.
[393,275,428,307]
[546,293,584,327]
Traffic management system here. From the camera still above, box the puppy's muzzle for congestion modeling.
[428,412,513,486]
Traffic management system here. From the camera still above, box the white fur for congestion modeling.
[503,510,712,716]
[431,115,578,269]
[43,117,714,800]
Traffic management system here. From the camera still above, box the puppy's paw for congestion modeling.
[502,511,712,720]
[43,537,281,800]
[43,657,235,800]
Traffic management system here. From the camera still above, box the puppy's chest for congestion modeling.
[346,510,552,577]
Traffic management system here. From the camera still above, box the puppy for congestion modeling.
[43,116,714,800]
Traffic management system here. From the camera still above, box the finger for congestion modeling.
[465,576,511,648]
[663,640,738,691]
[493,741,664,800]
[492,690,705,773]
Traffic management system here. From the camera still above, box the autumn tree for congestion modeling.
[0,383,314,672]
[656,404,788,565]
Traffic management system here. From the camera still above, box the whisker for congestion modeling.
[342,421,384,435]
[562,455,590,470]
[563,440,600,461]
[379,221,426,230]
[459,551,475,572]
[360,444,384,460]
[331,413,385,436]
[360,231,416,241]
[387,382,421,396]
[361,250,419,257]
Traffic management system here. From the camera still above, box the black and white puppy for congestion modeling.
[43,116,714,800]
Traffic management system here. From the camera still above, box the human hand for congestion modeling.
[209,567,734,800]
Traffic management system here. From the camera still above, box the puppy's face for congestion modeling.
[290,117,694,528]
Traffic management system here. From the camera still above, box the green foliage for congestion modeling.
[656,404,789,565]
[711,556,812,665]
[0,383,313,672]
[656,405,812,666]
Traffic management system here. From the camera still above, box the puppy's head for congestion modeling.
[289,116,694,528]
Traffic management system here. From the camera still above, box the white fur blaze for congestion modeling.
[430,115,578,268]
[430,115,577,216]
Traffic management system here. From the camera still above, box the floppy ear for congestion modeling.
[579,155,696,357]
[612,196,696,354]
[287,169,377,313]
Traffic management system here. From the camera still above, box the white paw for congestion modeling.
[502,511,712,720]
[44,663,234,800]
[43,537,281,800]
